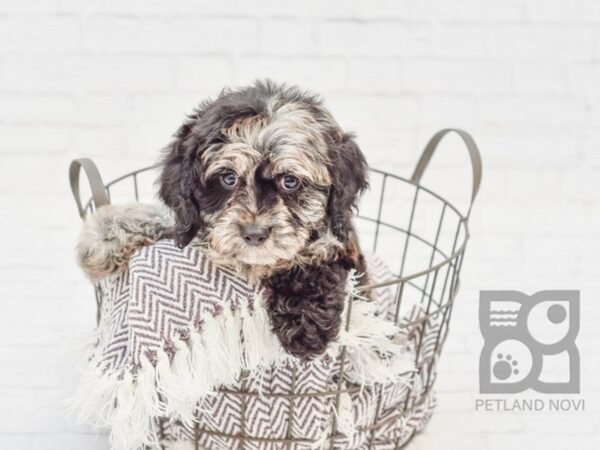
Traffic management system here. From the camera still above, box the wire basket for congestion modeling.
[69,128,481,449]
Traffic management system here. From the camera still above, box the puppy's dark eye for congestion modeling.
[220,171,238,189]
[280,174,300,192]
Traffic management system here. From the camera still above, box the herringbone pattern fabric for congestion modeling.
[97,240,265,371]
[86,240,436,449]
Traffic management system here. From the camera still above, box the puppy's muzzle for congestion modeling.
[240,224,270,246]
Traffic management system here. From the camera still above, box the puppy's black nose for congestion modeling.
[240,224,270,246]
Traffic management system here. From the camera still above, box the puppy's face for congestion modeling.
[159,82,367,270]
[200,111,331,266]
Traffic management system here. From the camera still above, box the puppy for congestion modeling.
[158,81,368,360]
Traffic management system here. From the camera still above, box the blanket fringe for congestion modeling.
[334,270,414,386]
[68,273,412,450]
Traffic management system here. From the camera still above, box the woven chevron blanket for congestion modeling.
[70,206,435,450]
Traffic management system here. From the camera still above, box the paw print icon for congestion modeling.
[479,290,579,394]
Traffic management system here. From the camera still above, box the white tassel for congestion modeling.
[135,356,161,446]
[69,355,140,430]
[155,347,196,424]
[335,273,415,386]
[113,372,136,421]
[221,307,243,376]
[330,392,355,438]
[240,299,286,371]
[240,301,263,368]
[69,273,413,450]
[169,339,197,426]
[189,330,216,397]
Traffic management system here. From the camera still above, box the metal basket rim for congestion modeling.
[84,164,470,291]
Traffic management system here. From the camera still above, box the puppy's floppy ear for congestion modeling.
[326,133,368,243]
[158,91,262,248]
[158,122,205,248]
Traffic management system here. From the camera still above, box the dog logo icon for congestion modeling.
[479,290,580,394]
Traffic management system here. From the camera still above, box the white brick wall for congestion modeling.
[0,1,598,448]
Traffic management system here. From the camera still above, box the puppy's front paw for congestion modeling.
[263,260,348,360]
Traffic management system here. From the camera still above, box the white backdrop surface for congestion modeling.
[0,1,599,448]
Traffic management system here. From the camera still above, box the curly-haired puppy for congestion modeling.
[158,81,369,360]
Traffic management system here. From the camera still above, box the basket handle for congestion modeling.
[69,158,110,218]
[410,128,482,219]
